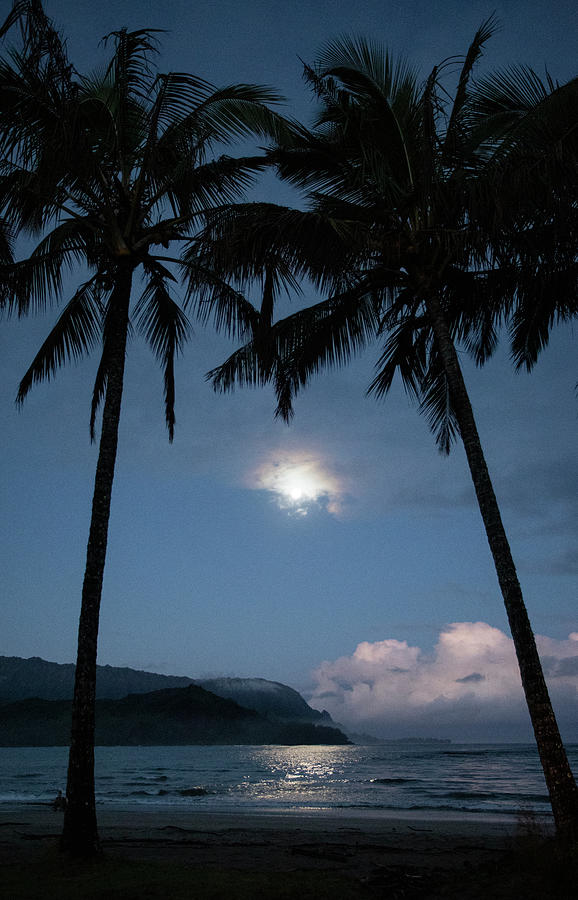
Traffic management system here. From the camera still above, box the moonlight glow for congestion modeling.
[252,453,343,516]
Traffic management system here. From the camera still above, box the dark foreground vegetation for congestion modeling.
[1,833,576,899]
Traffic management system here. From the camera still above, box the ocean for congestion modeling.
[2,742,576,819]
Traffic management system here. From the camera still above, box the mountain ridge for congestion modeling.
[0,684,349,746]
[0,655,334,731]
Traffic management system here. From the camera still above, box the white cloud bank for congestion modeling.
[308,623,578,742]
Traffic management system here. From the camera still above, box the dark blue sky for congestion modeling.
[1,0,576,740]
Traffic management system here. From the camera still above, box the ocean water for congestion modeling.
[1,743,576,819]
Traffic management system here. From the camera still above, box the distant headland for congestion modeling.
[0,656,348,746]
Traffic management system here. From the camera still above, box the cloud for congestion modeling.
[532,547,578,577]
[247,447,348,517]
[498,456,578,516]
[456,672,485,683]
[308,623,578,741]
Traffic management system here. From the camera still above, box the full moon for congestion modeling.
[253,453,342,516]
[277,468,323,503]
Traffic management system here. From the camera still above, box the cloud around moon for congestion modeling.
[247,449,346,516]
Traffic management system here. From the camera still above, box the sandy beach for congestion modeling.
[1,803,573,898]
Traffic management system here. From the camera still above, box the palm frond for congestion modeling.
[16,277,104,403]
[314,35,418,102]
[420,66,440,199]
[207,337,270,393]
[0,0,71,83]
[209,281,382,420]
[1,215,104,314]
[279,68,420,206]
[184,260,261,338]
[142,153,268,222]
[471,64,553,122]
[134,275,190,439]
[189,82,286,144]
[185,202,357,304]
[102,27,160,101]
[443,267,510,366]
[419,352,460,454]
[0,215,15,305]
[153,82,286,168]
[509,264,578,370]
[443,14,499,159]
[369,309,428,403]
[276,282,381,369]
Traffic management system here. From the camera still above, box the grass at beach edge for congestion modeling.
[1,839,577,900]
[1,853,363,900]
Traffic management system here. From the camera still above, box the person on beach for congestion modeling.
[52,790,67,812]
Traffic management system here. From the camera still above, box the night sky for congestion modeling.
[1,0,576,741]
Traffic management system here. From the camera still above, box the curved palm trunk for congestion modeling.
[61,266,132,856]
[426,292,578,839]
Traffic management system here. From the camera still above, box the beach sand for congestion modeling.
[0,803,573,898]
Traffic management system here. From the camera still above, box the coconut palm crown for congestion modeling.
[189,19,578,836]
[0,0,286,855]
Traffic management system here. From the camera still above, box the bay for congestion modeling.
[2,742,576,818]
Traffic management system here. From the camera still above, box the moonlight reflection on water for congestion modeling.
[1,743,570,818]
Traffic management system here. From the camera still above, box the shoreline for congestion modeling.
[0,800,548,862]
[6,798,551,823]
[1,799,555,841]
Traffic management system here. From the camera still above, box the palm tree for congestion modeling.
[190,20,578,837]
[0,1,285,855]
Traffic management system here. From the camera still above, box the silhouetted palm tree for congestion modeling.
[0,1,284,855]
[191,20,578,836]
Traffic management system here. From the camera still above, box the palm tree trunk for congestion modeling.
[60,266,132,856]
[426,292,578,839]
